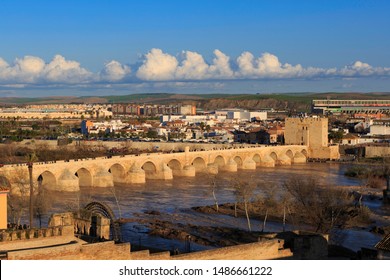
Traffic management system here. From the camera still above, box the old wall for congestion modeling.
[365,146,390,158]
[0,225,75,252]
[5,239,292,260]
[172,239,292,260]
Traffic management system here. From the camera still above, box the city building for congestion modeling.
[112,103,196,117]
[370,120,390,136]
[81,120,126,135]
[312,99,390,115]
[216,109,267,121]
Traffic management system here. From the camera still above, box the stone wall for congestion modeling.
[5,238,292,260]
[0,226,75,252]
[171,239,292,260]
[365,146,390,158]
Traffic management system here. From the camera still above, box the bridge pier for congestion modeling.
[144,163,173,180]
[93,169,114,188]
[241,158,256,170]
[293,152,307,164]
[127,164,146,184]
[221,159,238,172]
[277,154,292,166]
[207,163,219,175]
[178,165,196,177]
[258,155,275,167]
[160,163,173,180]
[57,169,79,192]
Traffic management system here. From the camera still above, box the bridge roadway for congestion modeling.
[0,145,308,192]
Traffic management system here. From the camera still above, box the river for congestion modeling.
[41,163,388,253]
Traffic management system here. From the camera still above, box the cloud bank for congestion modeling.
[1,49,390,88]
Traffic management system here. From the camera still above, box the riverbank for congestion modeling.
[119,183,390,254]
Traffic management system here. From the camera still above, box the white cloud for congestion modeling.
[137,48,234,81]
[209,49,234,78]
[0,55,93,84]
[43,55,93,83]
[339,60,390,77]
[236,52,307,78]
[0,58,9,69]
[136,48,178,81]
[100,60,131,82]
[176,51,209,79]
[1,50,390,89]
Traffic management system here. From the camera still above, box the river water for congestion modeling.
[43,163,388,253]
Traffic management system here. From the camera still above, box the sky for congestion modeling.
[1,0,390,97]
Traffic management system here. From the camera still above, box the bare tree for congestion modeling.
[5,168,29,226]
[209,174,219,212]
[282,176,355,233]
[255,183,278,232]
[109,186,122,219]
[34,187,52,228]
[233,179,256,232]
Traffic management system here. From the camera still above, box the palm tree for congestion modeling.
[26,153,38,228]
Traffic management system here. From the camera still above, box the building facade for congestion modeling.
[285,117,339,160]
[312,99,390,114]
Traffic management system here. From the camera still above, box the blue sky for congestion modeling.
[1,0,390,97]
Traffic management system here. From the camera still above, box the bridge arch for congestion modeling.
[167,159,182,171]
[109,163,126,185]
[252,154,261,165]
[75,168,93,187]
[142,161,157,179]
[269,152,278,162]
[37,171,57,189]
[301,149,308,157]
[192,157,207,173]
[286,149,294,160]
[233,156,243,168]
[213,155,226,167]
[84,201,120,241]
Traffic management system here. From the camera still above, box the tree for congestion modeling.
[233,179,256,232]
[282,176,355,233]
[146,130,158,139]
[5,168,29,227]
[254,182,278,232]
[34,187,51,228]
[209,174,219,212]
[26,152,38,228]
[328,130,344,143]
[109,186,122,219]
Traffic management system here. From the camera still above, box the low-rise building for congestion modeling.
[370,120,390,136]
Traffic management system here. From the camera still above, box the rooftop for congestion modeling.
[375,233,390,252]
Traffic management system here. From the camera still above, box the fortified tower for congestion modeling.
[285,117,339,160]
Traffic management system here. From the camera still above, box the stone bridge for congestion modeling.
[0,145,308,192]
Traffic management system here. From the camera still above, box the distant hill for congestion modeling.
[2,92,390,112]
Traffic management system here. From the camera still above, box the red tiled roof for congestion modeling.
[0,185,10,191]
